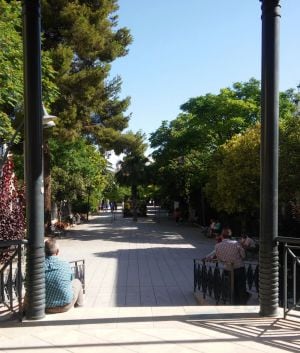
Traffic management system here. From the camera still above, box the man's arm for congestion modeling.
[237,243,246,259]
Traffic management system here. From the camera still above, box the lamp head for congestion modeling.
[42,104,57,127]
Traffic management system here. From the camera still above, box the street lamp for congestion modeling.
[42,104,57,128]
[0,105,57,170]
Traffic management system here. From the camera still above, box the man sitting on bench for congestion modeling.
[45,238,83,313]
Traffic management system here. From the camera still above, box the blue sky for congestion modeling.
[110,0,300,139]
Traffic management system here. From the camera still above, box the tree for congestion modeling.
[116,131,149,221]
[149,80,300,226]
[149,79,261,220]
[40,0,133,225]
[204,113,300,232]
[0,0,23,142]
[0,0,58,171]
[49,137,108,214]
[204,124,261,215]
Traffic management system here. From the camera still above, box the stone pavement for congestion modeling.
[0,210,299,353]
[60,210,216,307]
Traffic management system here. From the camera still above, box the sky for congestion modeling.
[110,0,300,142]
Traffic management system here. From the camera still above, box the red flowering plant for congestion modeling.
[0,156,26,266]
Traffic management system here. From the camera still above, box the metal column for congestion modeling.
[259,0,280,317]
[22,0,45,319]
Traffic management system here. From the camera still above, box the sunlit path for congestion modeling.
[58,210,214,308]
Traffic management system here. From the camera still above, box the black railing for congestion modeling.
[69,259,86,294]
[1,242,86,322]
[0,240,27,321]
[277,236,300,319]
[194,258,259,305]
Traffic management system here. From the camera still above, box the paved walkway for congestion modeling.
[1,210,299,353]
[61,210,215,307]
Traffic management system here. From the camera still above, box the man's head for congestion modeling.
[45,238,59,256]
[221,228,231,239]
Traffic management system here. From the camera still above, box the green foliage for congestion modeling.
[103,173,130,202]
[149,79,300,221]
[149,79,261,210]
[278,115,300,203]
[49,137,108,208]
[204,115,300,215]
[0,0,58,144]
[115,131,149,219]
[205,124,260,214]
[41,0,133,150]
[116,131,149,187]
[0,0,23,113]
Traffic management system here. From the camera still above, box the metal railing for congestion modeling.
[0,240,27,321]
[69,259,86,294]
[193,258,259,305]
[1,242,86,321]
[277,236,300,319]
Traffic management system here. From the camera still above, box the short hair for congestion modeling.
[45,238,59,256]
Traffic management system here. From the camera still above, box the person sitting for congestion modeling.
[44,238,83,313]
[240,234,258,259]
[240,234,256,250]
[215,231,250,304]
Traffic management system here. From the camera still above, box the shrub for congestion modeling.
[0,157,25,265]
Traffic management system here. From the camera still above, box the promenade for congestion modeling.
[0,210,299,353]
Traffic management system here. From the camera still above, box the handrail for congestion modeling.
[193,258,259,305]
[0,239,26,321]
[276,236,300,245]
[0,239,28,247]
[276,237,300,319]
[69,259,86,294]
[1,242,86,321]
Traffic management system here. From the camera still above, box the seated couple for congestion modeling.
[204,231,250,305]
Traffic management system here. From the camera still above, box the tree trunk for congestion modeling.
[132,184,138,222]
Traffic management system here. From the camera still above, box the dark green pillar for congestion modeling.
[259,0,280,317]
[23,0,45,320]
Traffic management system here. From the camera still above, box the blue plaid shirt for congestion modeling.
[45,256,74,308]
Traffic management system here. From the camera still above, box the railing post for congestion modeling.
[230,266,234,305]
[259,0,280,317]
[293,256,296,307]
[193,259,196,292]
[283,243,287,318]
[17,244,23,321]
[9,262,13,310]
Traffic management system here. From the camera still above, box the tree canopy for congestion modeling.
[41,0,133,149]
[0,0,58,145]
[149,78,300,229]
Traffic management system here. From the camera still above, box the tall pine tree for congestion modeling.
[40,1,132,227]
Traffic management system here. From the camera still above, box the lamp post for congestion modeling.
[259,0,280,317]
[0,107,57,171]
[22,0,45,320]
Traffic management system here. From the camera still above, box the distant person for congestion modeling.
[208,218,216,238]
[213,219,222,235]
[44,238,83,313]
[174,207,181,223]
[208,218,222,237]
[75,213,81,224]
